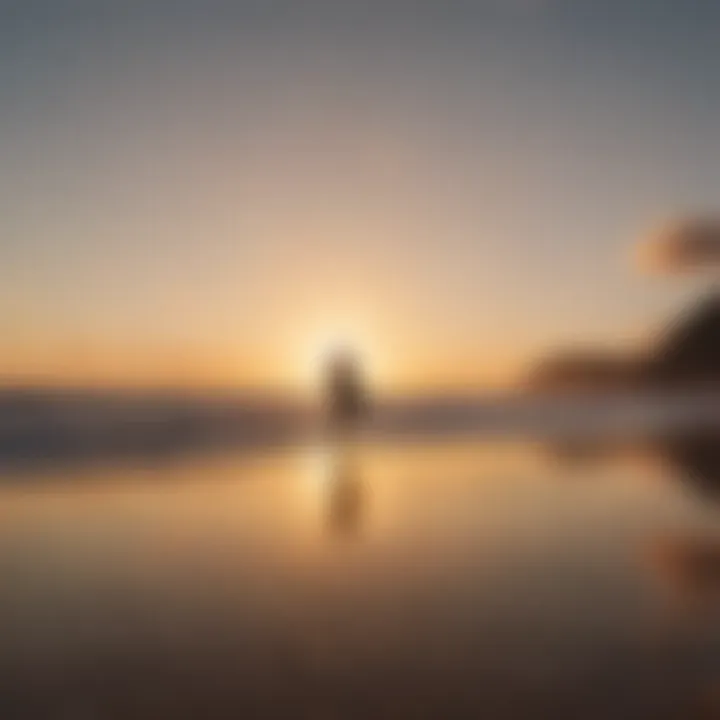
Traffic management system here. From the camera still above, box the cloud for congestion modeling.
[635,217,720,275]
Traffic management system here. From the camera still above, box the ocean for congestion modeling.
[1,403,719,717]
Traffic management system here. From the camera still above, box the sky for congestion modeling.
[1,0,719,392]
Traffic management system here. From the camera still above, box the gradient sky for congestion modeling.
[1,0,719,391]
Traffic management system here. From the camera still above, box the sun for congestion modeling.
[297,327,382,395]
[302,332,358,391]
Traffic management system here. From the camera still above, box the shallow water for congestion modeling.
[1,440,719,718]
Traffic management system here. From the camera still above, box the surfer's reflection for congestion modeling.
[325,452,366,538]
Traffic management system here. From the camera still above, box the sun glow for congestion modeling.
[296,323,387,395]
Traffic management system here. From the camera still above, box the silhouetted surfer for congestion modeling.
[324,349,368,437]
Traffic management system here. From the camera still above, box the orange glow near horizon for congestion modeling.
[0,279,529,394]
[0,333,524,394]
